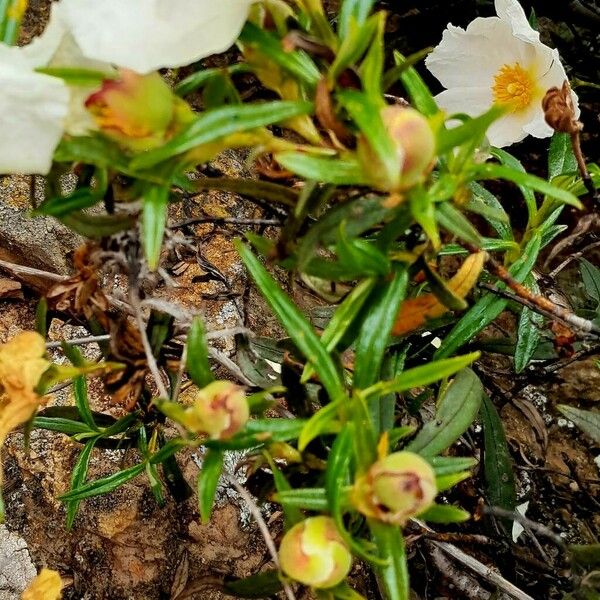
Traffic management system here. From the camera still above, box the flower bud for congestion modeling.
[358,106,436,193]
[183,381,249,440]
[279,516,352,589]
[352,451,436,525]
[85,69,182,151]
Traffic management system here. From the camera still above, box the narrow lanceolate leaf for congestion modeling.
[198,448,224,523]
[435,233,542,358]
[369,521,410,600]
[393,252,485,336]
[514,275,544,373]
[65,438,96,529]
[557,405,600,444]
[132,100,313,169]
[338,0,377,39]
[393,50,438,116]
[481,394,516,528]
[186,317,214,388]
[407,368,483,456]
[418,504,470,524]
[362,353,480,401]
[275,152,369,185]
[236,242,345,403]
[59,463,146,501]
[142,185,170,271]
[354,268,408,390]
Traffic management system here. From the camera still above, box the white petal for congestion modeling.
[487,111,531,147]
[60,0,254,74]
[426,19,531,90]
[434,86,493,117]
[495,0,539,44]
[0,64,69,175]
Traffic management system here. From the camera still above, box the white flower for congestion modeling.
[0,4,111,174]
[59,0,255,75]
[425,0,579,147]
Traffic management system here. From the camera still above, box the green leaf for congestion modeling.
[35,298,48,337]
[32,416,95,436]
[237,242,345,402]
[548,132,577,179]
[354,269,408,431]
[65,438,96,529]
[437,105,505,155]
[275,152,368,185]
[59,463,145,501]
[302,279,375,383]
[35,67,113,86]
[175,63,249,96]
[273,487,331,511]
[369,521,410,600]
[359,12,385,101]
[393,50,438,117]
[336,223,391,277]
[474,161,582,209]
[330,12,379,80]
[338,0,376,39]
[239,22,320,86]
[61,344,98,431]
[198,449,224,523]
[142,185,169,270]
[34,187,101,218]
[557,405,600,444]
[60,211,135,238]
[481,394,516,522]
[435,202,482,246]
[223,570,283,599]
[435,233,542,358]
[580,258,600,303]
[383,48,432,91]
[429,456,478,476]
[514,275,544,373]
[418,504,470,524]
[54,136,129,171]
[298,400,342,451]
[362,353,480,401]
[469,182,513,241]
[186,317,214,388]
[407,368,483,456]
[132,100,313,169]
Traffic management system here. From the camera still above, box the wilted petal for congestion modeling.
[60,0,254,74]
[22,569,63,600]
[0,64,69,174]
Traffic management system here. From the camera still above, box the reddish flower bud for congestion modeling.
[358,106,436,192]
[352,451,437,525]
[85,69,191,151]
[279,516,352,589]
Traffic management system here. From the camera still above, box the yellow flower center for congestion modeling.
[492,63,536,111]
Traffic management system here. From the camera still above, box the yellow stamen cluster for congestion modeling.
[492,63,536,111]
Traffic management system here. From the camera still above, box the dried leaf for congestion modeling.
[393,252,485,336]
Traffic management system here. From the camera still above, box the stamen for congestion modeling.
[492,63,536,111]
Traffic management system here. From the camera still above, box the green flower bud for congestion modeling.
[358,106,436,193]
[352,451,437,525]
[158,381,249,440]
[279,516,352,589]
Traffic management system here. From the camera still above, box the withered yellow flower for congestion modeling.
[22,568,63,600]
[0,332,50,481]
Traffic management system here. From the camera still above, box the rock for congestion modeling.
[0,525,37,600]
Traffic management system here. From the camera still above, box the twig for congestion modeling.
[170,216,283,229]
[0,259,67,282]
[130,292,169,399]
[483,507,565,549]
[222,472,297,600]
[414,520,535,600]
[208,347,253,386]
[46,334,111,349]
[548,240,600,278]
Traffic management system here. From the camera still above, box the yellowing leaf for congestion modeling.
[393,252,486,336]
[22,569,63,600]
